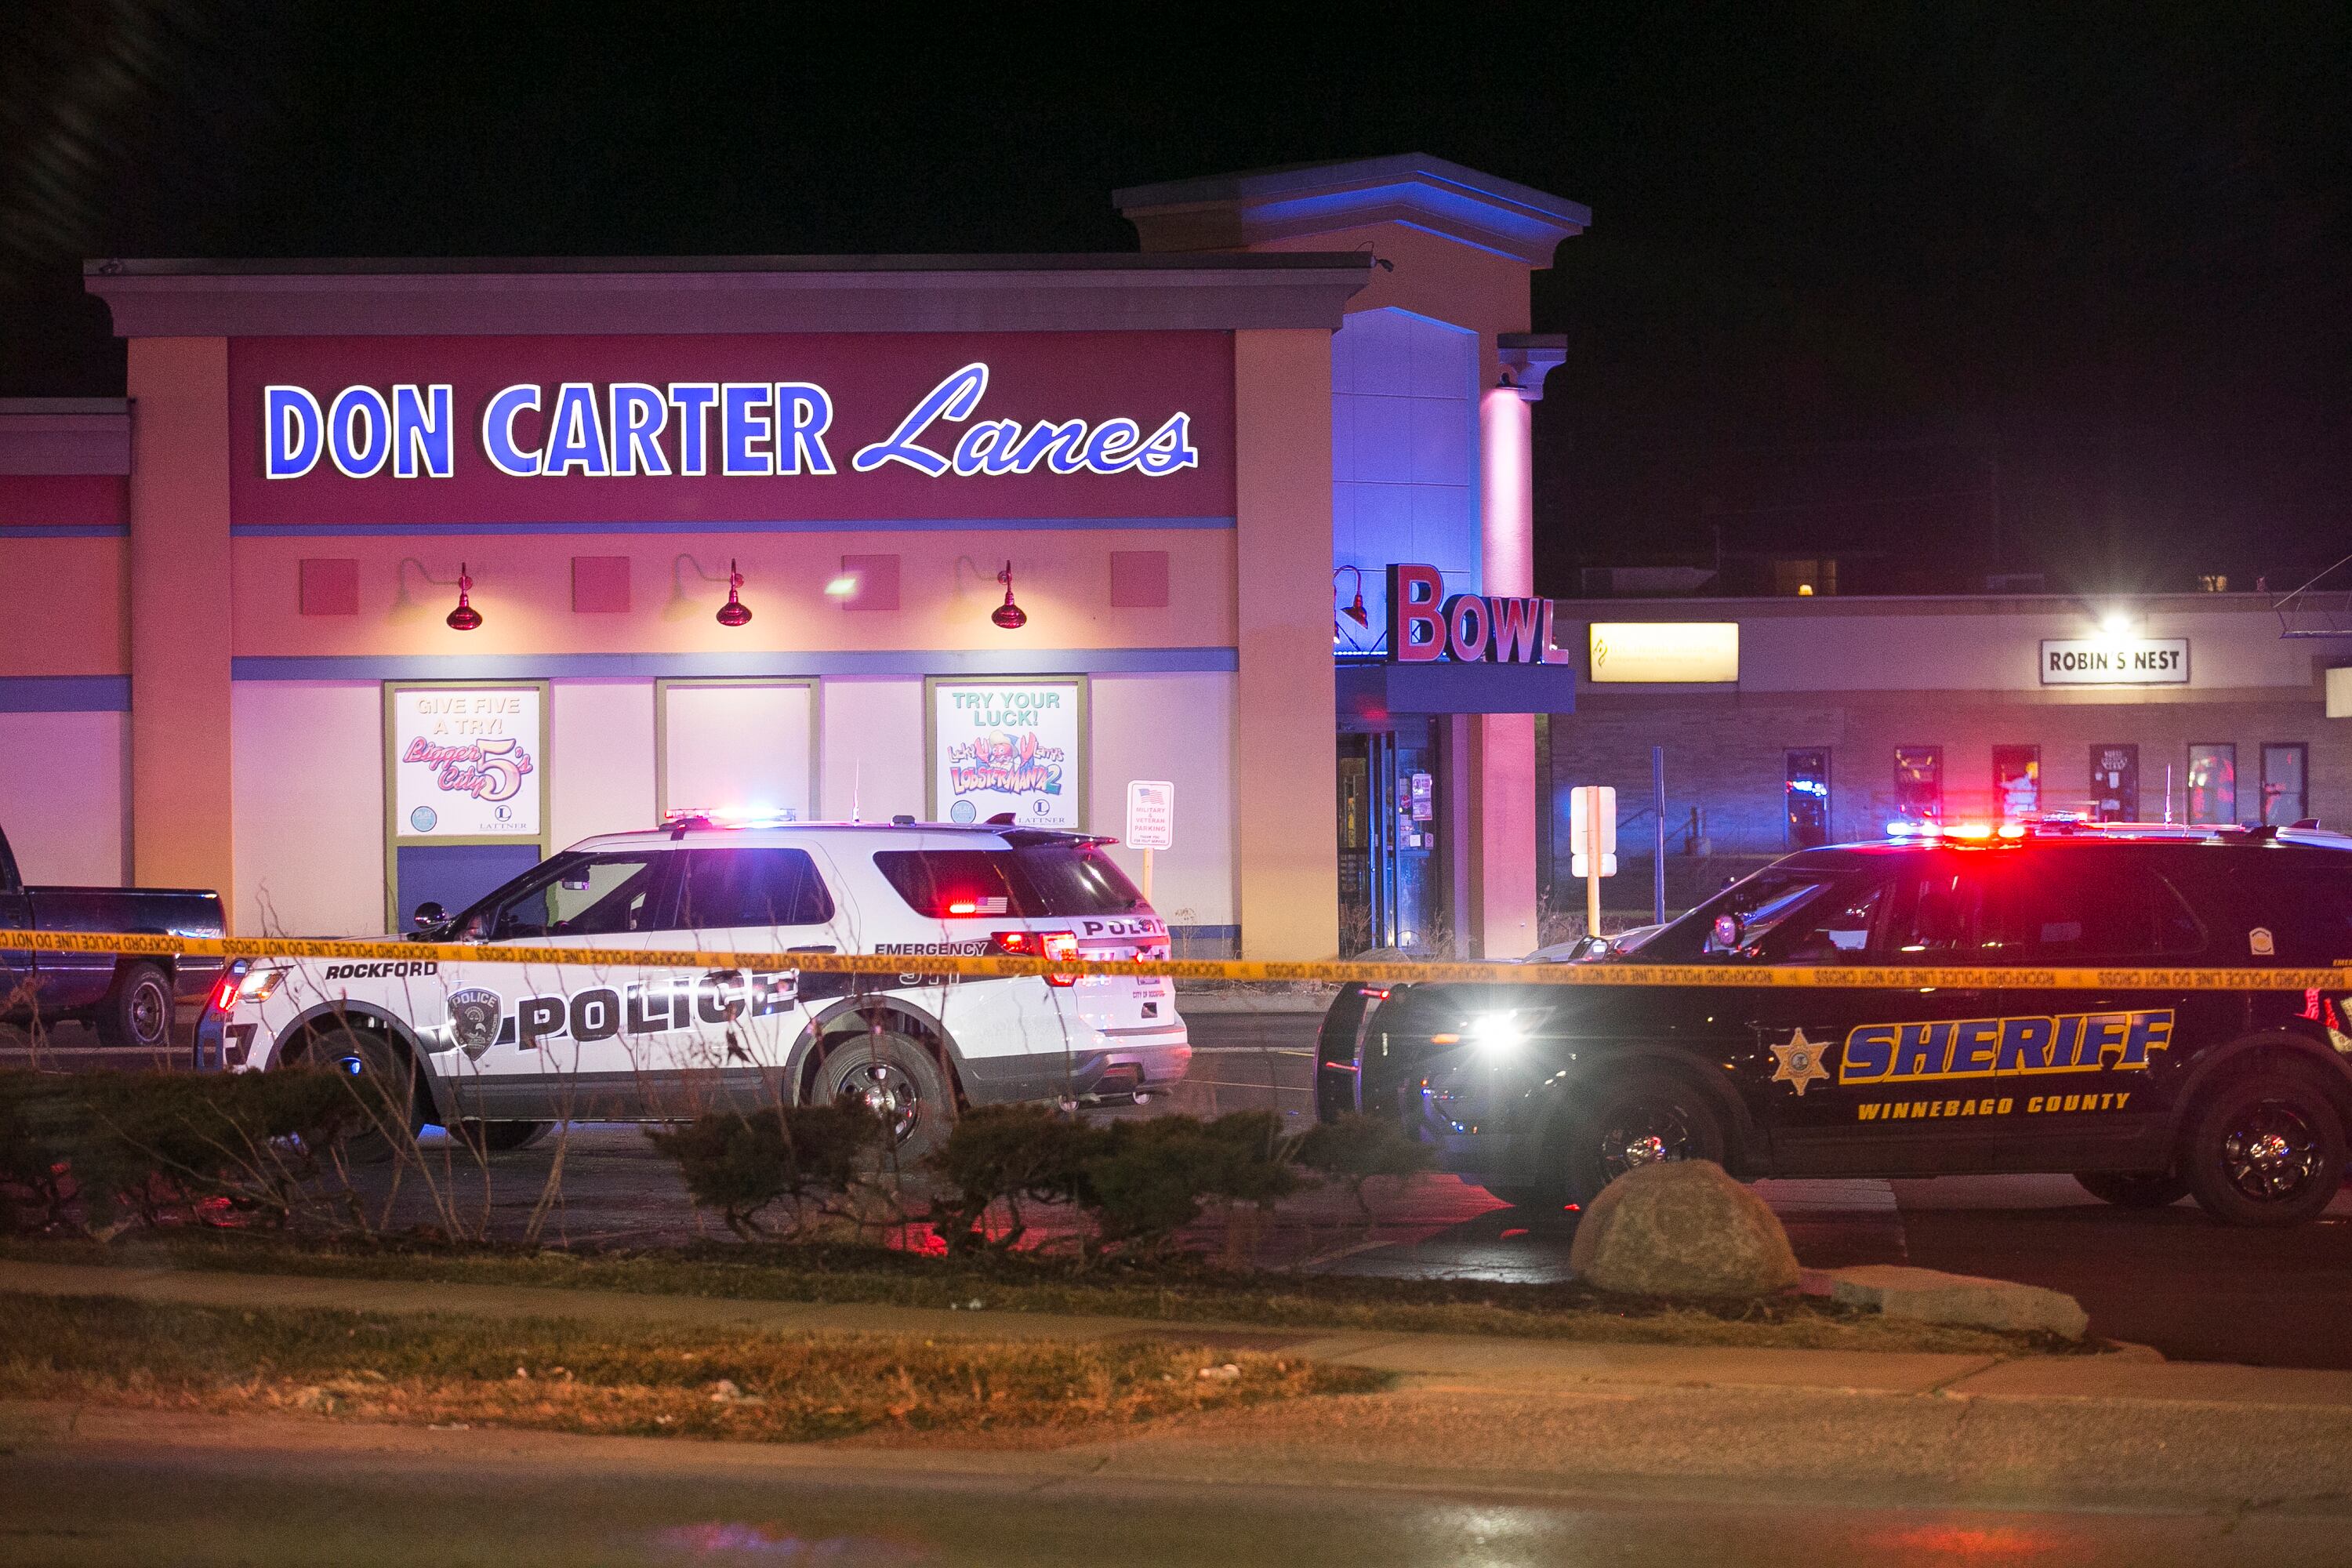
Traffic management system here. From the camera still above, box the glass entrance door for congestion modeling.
[1337,722,1446,955]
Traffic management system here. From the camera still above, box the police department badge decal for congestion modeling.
[1770,1028,1831,1096]
[448,988,503,1058]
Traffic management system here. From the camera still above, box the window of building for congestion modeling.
[2187,743,2238,826]
[2261,743,2309,826]
[1991,745,2041,822]
[1893,746,1943,825]
[1785,749,1830,848]
[2089,743,2138,822]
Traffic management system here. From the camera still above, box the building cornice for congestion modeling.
[0,398,131,475]
[83,253,1373,338]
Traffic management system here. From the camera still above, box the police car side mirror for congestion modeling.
[410,900,446,930]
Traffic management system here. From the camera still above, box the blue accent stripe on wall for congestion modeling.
[230,516,1236,538]
[0,675,132,712]
[0,524,129,539]
[230,648,1238,681]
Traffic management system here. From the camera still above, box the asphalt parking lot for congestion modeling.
[10,1003,2351,1369]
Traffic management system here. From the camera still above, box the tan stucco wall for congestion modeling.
[1232,328,1339,957]
[127,337,236,908]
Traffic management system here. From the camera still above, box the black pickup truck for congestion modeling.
[0,824,226,1051]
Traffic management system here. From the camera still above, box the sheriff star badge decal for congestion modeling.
[1769,1028,1831,1096]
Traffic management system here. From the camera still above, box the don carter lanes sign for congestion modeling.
[262,361,1199,482]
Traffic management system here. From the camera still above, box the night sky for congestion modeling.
[3,3,2346,597]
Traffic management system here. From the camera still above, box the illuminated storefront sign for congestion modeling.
[1385,562,1570,666]
[1587,622,1740,683]
[263,362,1198,482]
[2038,637,2189,686]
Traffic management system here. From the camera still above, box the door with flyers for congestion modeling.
[1335,718,1447,956]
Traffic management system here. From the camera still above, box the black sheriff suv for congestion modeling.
[1317,819,2352,1227]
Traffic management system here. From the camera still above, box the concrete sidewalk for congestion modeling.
[10,1258,2352,1515]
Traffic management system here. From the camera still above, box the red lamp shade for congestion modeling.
[716,559,752,627]
[1343,587,1369,627]
[992,561,1027,630]
[445,563,482,632]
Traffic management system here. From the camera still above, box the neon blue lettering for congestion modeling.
[667,383,719,476]
[720,383,772,477]
[264,386,323,479]
[853,362,987,476]
[1131,412,1199,477]
[483,385,543,477]
[390,384,452,478]
[608,384,670,477]
[774,383,835,475]
[540,383,610,477]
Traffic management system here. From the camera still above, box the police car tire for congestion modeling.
[298,1026,417,1162]
[2182,1072,2349,1229]
[96,961,173,1051]
[1565,1070,1728,1207]
[2072,1170,2190,1209]
[459,1120,552,1153]
[815,1034,953,1165]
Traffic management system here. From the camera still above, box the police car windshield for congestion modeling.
[1640,869,1846,961]
[873,844,1144,919]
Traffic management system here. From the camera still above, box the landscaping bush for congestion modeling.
[1294,1112,1435,1219]
[0,1069,359,1234]
[644,1105,883,1239]
[1086,1111,1305,1256]
[924,1102,1105,1253]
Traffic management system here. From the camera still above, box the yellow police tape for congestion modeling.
[2,929,2347,993]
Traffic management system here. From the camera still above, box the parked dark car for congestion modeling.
[0,824,226,1051]
[1319,821,2352,1227]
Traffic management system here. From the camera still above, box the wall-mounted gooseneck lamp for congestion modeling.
[1334,564,1370,644]
[445,563,482,632]
[992,561,1028,630]
[716,558,753,627]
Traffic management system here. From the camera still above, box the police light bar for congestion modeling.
[1886,820,2024,842]
[661,805,799,829]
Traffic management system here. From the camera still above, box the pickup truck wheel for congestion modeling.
[2183,1072,2347,1228]
[96,961,173,1051]
[816,1034,953,1165]
[1565,1071,1727,1207]
[2073,1170,2190,1209]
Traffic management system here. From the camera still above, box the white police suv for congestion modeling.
[207,817,1188,1156]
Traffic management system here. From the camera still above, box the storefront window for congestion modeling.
[2089,743,2138,822]
[1991,745,2040,822]
[1893,746,1943,826]
[1785,749,1830,848]
[2187,742,2237,826]
[2262,742,2308,826]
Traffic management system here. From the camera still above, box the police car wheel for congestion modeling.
[1566,1072,1726,1207]
[96,961,173,1051]
[817,1035,953,1163]
[458,1120,551,1153]
[299,1026,417,1162]
[2072,1170,2190,1209]
[2183,1073,2348,1228]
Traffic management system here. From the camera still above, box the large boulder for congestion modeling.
[1569,1159,1801,1298]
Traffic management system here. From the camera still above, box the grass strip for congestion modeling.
[0,1291,1378,1443]
[0,1235,2086,1356]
